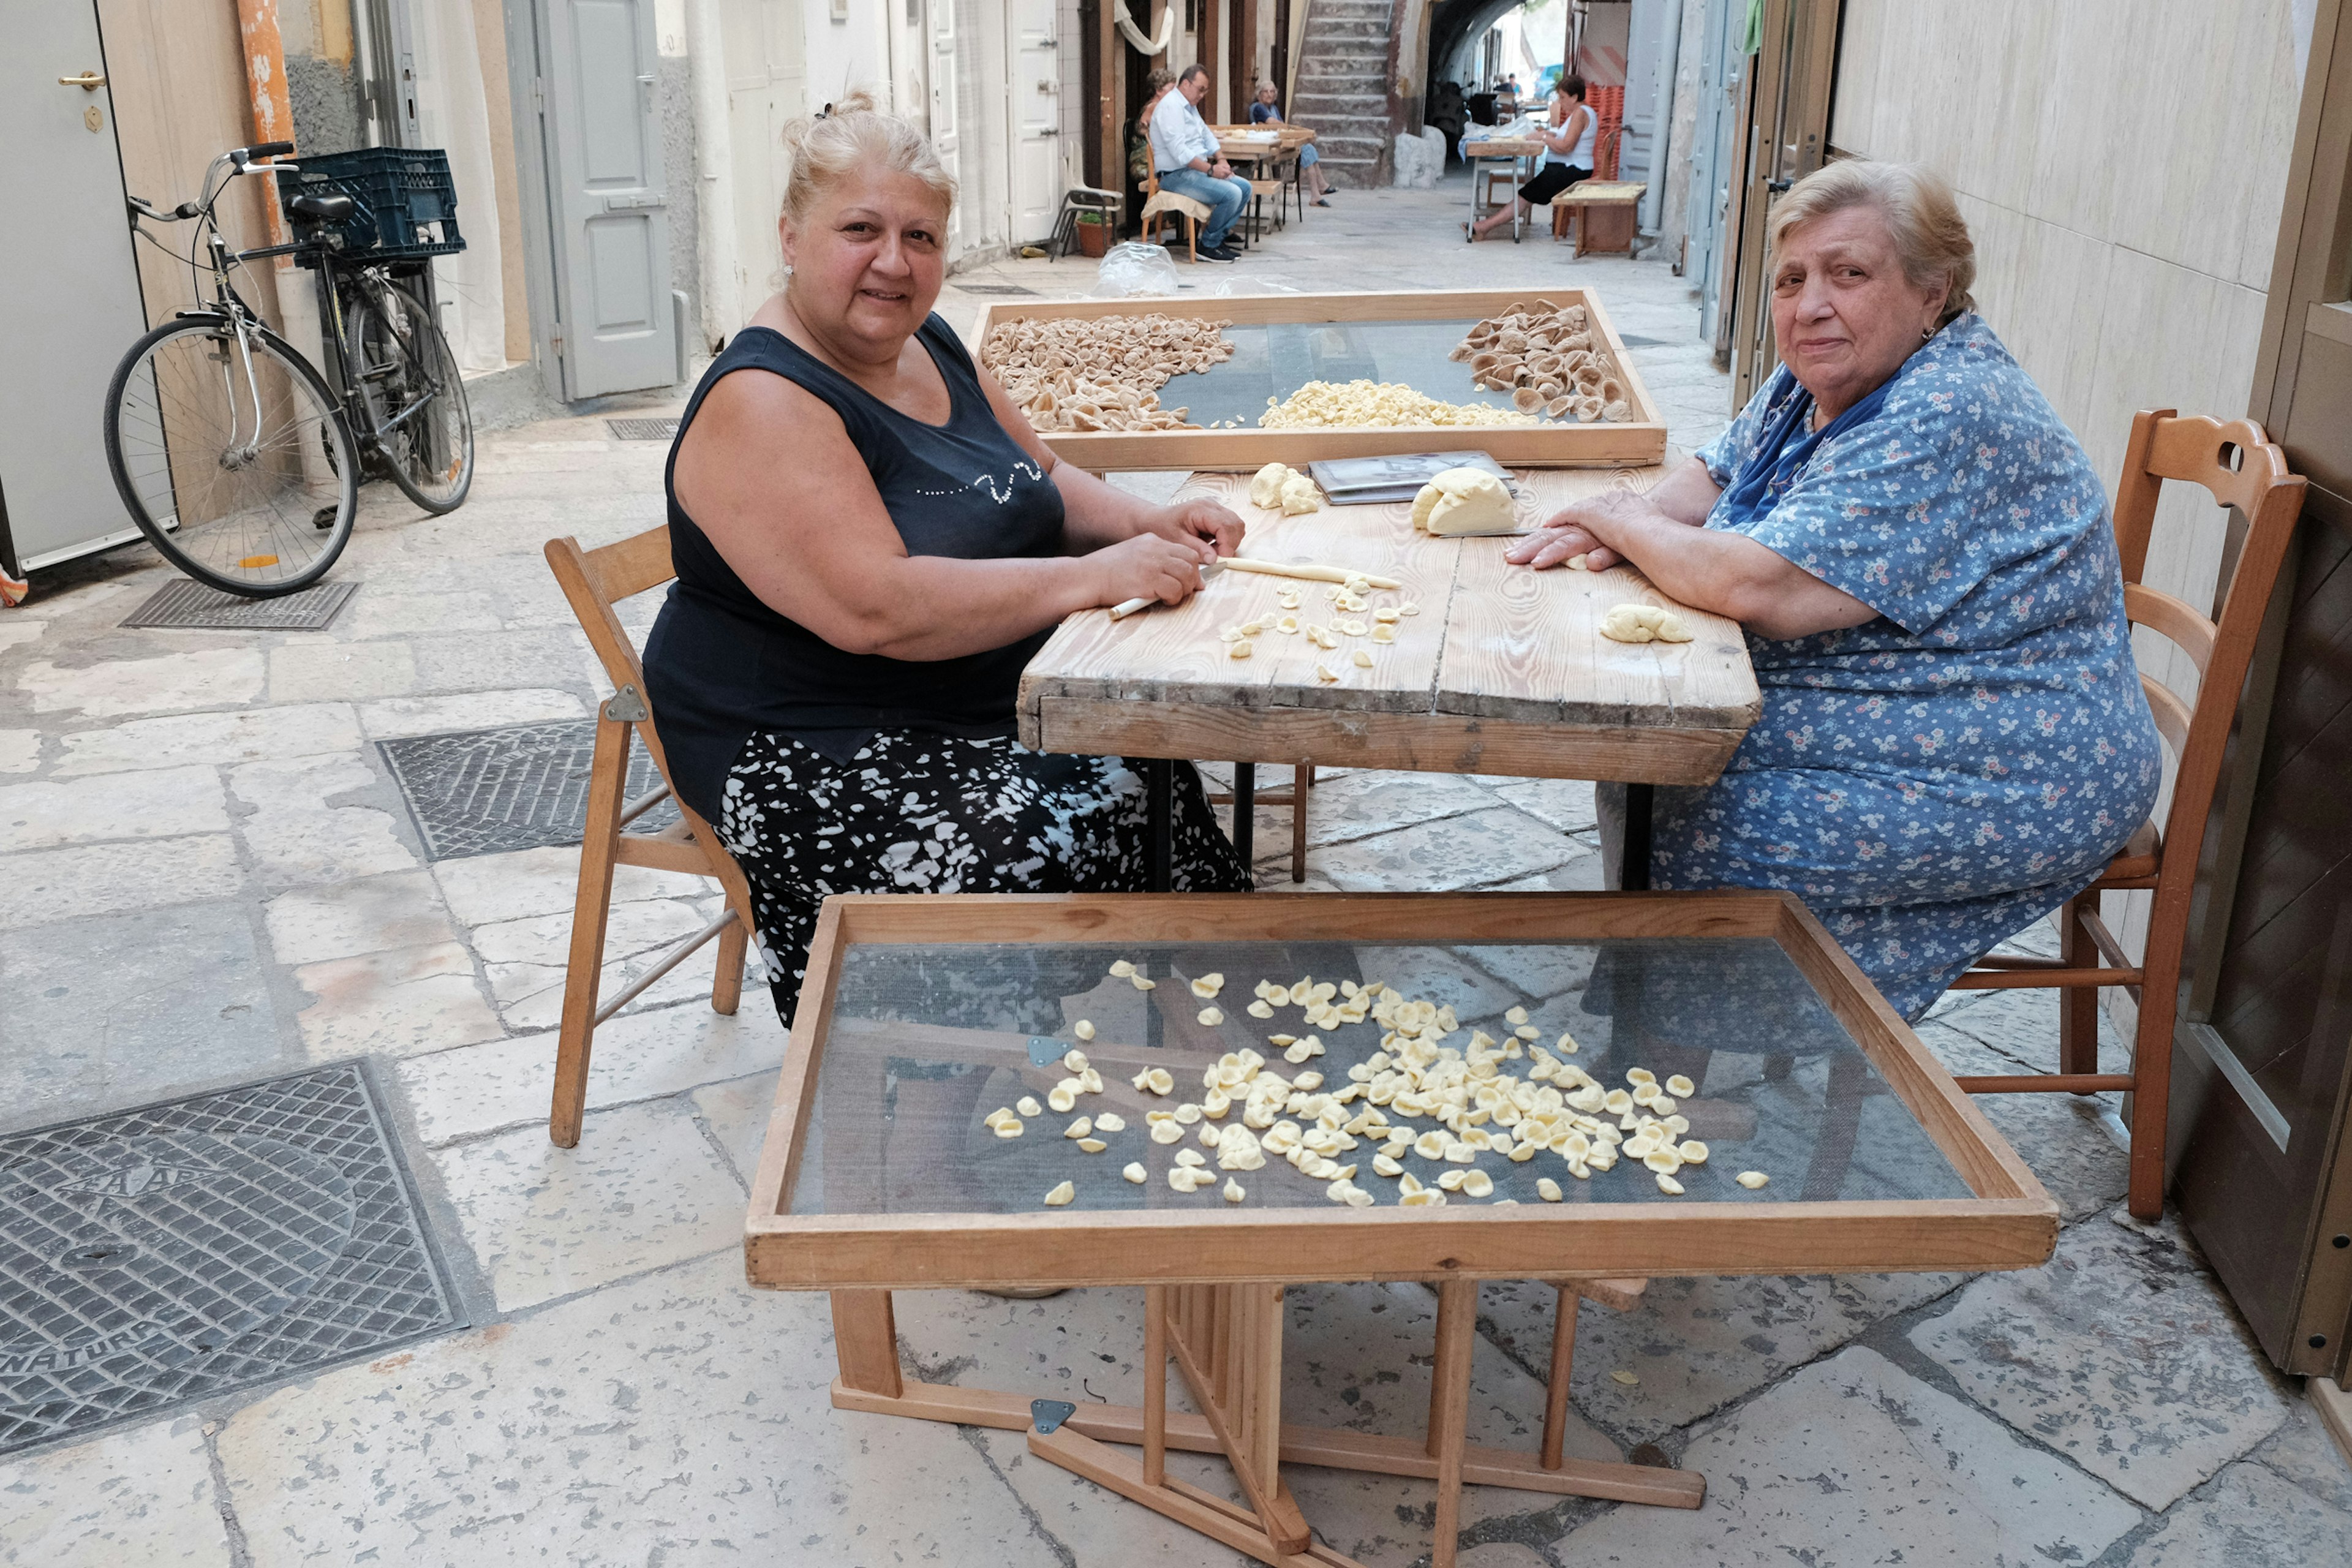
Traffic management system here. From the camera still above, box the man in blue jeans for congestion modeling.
[1149,63,1250,263]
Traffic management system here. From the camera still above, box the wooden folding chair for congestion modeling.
[1950,411,2307,1219]
[543,526,760,1148]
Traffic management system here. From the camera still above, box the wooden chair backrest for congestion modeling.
[543,524,709,848]
[2108,411,2307,910]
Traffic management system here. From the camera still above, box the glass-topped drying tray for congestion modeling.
[965,287,1668,471]
[744,892,2057,1292]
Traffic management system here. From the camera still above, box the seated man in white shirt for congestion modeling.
[1148,63,1251,262]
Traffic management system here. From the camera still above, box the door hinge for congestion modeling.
[549,324,566,354]
[532,77,548,112]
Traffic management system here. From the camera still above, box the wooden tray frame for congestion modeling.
[966,287,1669,470]
[744,891,2057,1292]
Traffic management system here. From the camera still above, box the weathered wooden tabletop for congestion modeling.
[1016,467,1763,785]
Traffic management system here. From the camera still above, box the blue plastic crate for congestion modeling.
[281,147,466,265]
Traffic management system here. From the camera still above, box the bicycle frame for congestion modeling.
[128,147,449,473]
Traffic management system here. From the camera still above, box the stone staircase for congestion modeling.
[1288,0,1395,189]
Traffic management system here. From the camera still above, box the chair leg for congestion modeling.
[710,913,748,1016]
[2127,942,2184,1222]
[2059,892,2101,1080]
[552,712,630,1147]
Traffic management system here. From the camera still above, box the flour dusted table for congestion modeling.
[1016,466,1763,888]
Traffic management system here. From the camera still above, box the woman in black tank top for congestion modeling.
[644,96,1250,1024]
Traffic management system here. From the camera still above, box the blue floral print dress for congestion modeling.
[1653,311,2163,1019]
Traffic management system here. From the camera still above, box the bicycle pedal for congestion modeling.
[312,507,338,530]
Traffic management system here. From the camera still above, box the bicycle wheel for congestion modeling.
[345,276,473,513]
[104,315,358,597]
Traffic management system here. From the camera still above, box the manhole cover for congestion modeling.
[377,718,677,862]
[0,1063,461,1455]
[953,284,1039,296]
[120,579,357,630]
[606,417,679,441]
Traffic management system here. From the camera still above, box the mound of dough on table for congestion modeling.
[1409,467,1517,537]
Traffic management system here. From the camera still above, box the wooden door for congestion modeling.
[930,0,964,254]
[0,0,156,575]
[1006,0,1060,244]
[1727,0,1841,409]
[719,0,806,325]
[537,0,677,398]
[2171,0,2352,1381]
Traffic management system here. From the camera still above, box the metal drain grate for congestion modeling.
[0,1062,462,1455]
[606,417,679,441]
[120,579,357,630]
[377,718,677,862]
[952,284,1039,296]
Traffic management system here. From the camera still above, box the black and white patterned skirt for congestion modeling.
[718,729,1251,1024]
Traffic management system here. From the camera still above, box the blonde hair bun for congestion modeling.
[778,88,957,225]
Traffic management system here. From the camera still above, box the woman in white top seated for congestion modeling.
[1469,74,1596,241]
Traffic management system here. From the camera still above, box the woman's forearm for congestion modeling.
[1053,462,1158,551]
[1591,508,1876,639]
[831,553,1107,660]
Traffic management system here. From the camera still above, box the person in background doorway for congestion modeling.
[1150,63,1251,262]
[1468,74,1593,241]
[1128,66,1177,189]
[1250,81,1332,205]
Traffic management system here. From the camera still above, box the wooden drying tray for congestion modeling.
[745,890,2056,1568]
[745,891,2057,1291]
[967,287,1668,470]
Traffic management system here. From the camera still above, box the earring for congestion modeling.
[1921,325,1934,340]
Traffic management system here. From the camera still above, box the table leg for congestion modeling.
[1144,1284,1169,1487]
[1232,761,1256,868]
[1429,1279,1477,1568]
[1619,782,1654,891]
[1542,1284,1578,1470]
[1145,758,1173,892]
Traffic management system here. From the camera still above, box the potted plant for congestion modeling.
[1075,209,1109,258]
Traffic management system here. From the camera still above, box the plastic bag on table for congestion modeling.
[1092,240,1181,298]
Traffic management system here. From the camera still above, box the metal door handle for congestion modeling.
[59,72,106,89]
[637,74,655,85]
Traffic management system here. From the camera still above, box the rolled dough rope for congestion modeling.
[1221,558,1404,590]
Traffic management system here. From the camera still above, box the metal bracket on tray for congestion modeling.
[1030,1399,1077,1436]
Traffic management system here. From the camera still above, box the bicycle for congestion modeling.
[103,141,474,598]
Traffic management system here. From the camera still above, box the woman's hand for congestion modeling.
[1147,497,1247,558]
[1090,531,1217,608]
[1505,489,1657,571]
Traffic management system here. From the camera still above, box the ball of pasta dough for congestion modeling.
[1599,603,1695,644]
[1410,467,1516,536]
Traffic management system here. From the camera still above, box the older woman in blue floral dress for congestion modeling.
[1507,160,2162,1020]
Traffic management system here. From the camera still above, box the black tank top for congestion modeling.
[643,315,1066,820]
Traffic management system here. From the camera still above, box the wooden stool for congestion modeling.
[542,527,761,1147]
[1551,180,1646,255]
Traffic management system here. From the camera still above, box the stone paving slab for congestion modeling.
[426,1098,745,1313]
[1910,1212,2299,1510]
[2122,1457,2352,1564]
[1548,1346,2144,1566]
[51,704,362,775]
[395,1002,782,1148]
[0,1415,230,1567]
[211,1251,1051,1565]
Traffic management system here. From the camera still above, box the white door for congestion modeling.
[721,0,805,317]
[930,1,963,254]
[1005,0,1058,244]
[0,2,153,573]
[541,0,677,398]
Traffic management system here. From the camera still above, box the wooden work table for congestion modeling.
[1017,466,1762,883]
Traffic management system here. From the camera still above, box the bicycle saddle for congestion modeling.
[289,192,356,222]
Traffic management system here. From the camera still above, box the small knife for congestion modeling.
[1109,558,1225,620]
